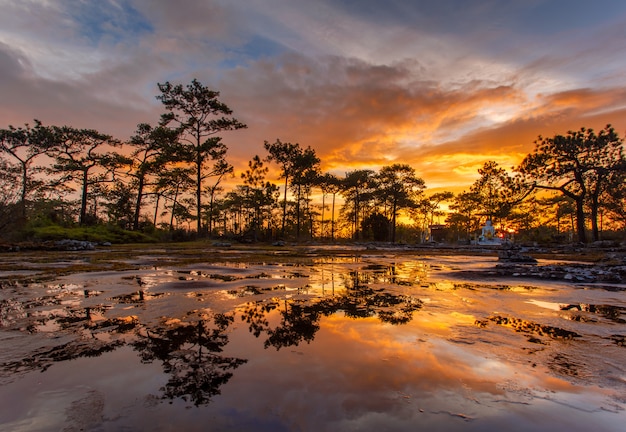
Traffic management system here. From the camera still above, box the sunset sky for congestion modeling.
[2,0,626,194]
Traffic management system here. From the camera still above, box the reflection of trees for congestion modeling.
[354,264,425,287]
[240,272,423,350]
[241,299,323,350]
[132,313,247,406]
[340,270,423,324]
[0,333,124,381]
[1,288,247,406]
[269,300,322,350]
[0,309,137,382]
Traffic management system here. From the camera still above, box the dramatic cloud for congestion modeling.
[1,0,626,193]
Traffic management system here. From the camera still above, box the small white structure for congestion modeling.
[478,219,502,245]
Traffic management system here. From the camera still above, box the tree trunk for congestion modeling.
[208,190,215,236]
[307,190,313,240]
[575,198,587,243]
[354,190,359,240]
[296,184,301,240]
[79,170,89,225]
[153,194,160,226]
[321,193,325,240]
[196,153,202,235]
[391,200,397,243]
[331,193,336,241]
[590,192,600,242]
[133,174,145,230]
[20,163,27,220]
[281,175,288,237]
[170,184,180,231]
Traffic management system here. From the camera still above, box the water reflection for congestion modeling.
[1,307,245,407]
[1,259,427,404]
[0,253,624,431]
[238,277,423,350]
[132,314,247,406]
[240,299,322,350]
[1,336,124,377]
[112,290,167,304]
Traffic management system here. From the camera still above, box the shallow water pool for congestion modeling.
[0,248,624,431]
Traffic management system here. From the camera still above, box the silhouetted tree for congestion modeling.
[341,169,376,240]
[0,120,56,220]
[157,79,246,235]
[317,173,341,240]
[291,149,321,239]
[0,159,20,231]
[264,139,301,238]
[103,182,135,229]
[222,190,245,235]
[204,159,233,235]
[470,161,516,225]
[127,123,179,230]
[361,212,390,241]
[447,191,482,241]
[420,191,454,242]
[537,194,577,239]
[376,164,425,242]
[155,167,194,230]
[50,126,124,225]
[600,169,626,230]
[240,155,278,240]
[517,125,625,242]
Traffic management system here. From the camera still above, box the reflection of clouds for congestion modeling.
[2,252,625,429]
[319,316,503,394]
[222,309,593,430]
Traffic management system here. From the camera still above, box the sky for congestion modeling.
[2,0,626,194]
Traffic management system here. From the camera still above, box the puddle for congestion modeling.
[0,247,624,431]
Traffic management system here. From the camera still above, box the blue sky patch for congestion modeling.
[67,0,153,46]
[220,35,287,70]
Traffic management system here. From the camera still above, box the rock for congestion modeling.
[591,240,615,248]
[497,249,537,263]
[54,239,96,251]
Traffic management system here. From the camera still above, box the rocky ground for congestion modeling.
[445,242,626,286]
[1,238,625,285]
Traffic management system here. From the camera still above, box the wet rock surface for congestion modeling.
[495,262,625,284]
[1,239,99,252]
[448,244,626,285]
[497,247,538,263]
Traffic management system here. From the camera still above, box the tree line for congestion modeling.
[1,79,624,244]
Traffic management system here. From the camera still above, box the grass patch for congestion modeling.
[25,224,158,244]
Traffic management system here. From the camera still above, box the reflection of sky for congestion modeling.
[1,255,625,430]
[1,308,622,431]
[206,308,623,431]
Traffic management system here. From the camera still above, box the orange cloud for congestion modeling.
[217,52,626,197]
